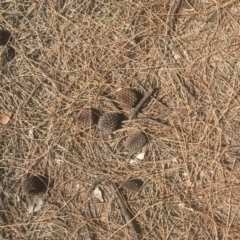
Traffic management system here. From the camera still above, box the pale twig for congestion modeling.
[129,87,155,120]
[105,98,122,111]
[123,117,172,130]
[167,0,183,34]
[108,181,140,240]
[135,81,172,113]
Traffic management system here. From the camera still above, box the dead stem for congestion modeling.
[129,87,155,120]
[108,181,140,240]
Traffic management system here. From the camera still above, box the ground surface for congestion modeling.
[1,0,240,239]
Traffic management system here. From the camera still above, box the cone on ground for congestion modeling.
[116,88,139,108]
[75,109,98,129]
[121,179,142,193]
[98,112,122,133]
[125,131,148,153]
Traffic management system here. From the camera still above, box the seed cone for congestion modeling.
[22,175,48,197]
[116,88,139,108]
[98,112,122,133]
[125,131,148,153]
[76,109,98,129]
[121,179,142,193]
[0,30,11,45]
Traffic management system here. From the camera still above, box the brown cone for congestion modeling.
[76,109,98,129]
[98,112,122,133]
[116,88,139,108]
[125,131,148,153]
[121,179,142,193]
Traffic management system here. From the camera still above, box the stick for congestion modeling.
[167,0,183,34]
[105,98,122,111]
[123,117,172,129]
[109,181,140,240]
[129,87,155,120]
[135,81,172,114]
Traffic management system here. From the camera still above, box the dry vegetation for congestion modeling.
[1,0,240,239]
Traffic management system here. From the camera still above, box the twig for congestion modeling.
[108,181,140,240]
[105,98,122,111]
[123,118,172,130]
[135,81,172,114]
[129,87,155,120]
[163,0,183,56]
[167,0,183,34]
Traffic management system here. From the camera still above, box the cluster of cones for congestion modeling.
[75,88,148,154]
[21,89,147,197]
[1,30,147,204]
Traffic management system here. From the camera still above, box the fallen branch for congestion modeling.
[136,81,172,114]
[109,181,140,240]
[105,98,122,111]
[129,87,155,120]
[167,0,183,34]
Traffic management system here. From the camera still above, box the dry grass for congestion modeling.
[1,0,240,239]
